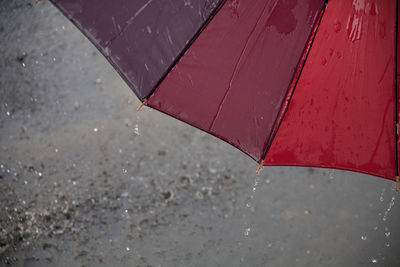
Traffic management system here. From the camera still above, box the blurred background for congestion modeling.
[0,1,399,266]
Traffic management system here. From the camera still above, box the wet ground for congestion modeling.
[1,1,400,266]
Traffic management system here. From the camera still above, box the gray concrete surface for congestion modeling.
[0,1,399,266]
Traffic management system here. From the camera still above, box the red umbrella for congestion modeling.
[48,0,399,191]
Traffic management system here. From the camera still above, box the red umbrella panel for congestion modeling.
[49,0,399,188]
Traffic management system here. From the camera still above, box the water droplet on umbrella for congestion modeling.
[146,25,152,33]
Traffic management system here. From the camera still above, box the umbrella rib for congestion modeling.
[260,0,328,166]
[146,0,228,101]
[208,0,274,131]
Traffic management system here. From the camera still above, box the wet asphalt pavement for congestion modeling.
[1,1,400,266]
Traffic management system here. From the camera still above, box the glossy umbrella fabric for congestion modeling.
[264,0,398,180]
[50,0,399,182]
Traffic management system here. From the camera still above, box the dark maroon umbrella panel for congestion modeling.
[50,0,224,101]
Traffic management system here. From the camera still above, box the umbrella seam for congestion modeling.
[146,0,228,101]
[261,0,328,163]
[208,0,276,132]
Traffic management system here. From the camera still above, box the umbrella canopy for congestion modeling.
[49,0,399,187]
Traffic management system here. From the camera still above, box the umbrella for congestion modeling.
[47,0,399,191]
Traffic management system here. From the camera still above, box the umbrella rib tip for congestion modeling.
[256,160,264,174]
[136,99,148,112]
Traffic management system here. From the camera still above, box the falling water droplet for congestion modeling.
[133,124,140,135]
[382,196,396,221]
[371,258,378,264]
[361,236,367,241]
[244,228,251,236]
[93,128,98,132]
[126,247,130,251]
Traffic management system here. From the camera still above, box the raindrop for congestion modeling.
[379,196,384,202]
[385,242,390,247]
[126,247,130,251]
[382,196,396,221]
[122,169,128,174]
[371,258,378,264]
[385,232,390,237]
[73,101,80,111]
[95,78,102,84]
[209,168,217,174]
[244,228,251,236]
[93,128,98,132]
[361,236,367,241]
[146,25,152,33]
[55,148,58,153]
[0,164,3,169]
[22,62,26,67]
[37,172,42,177]
[133,124,140,135]
[6,111,10,116]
